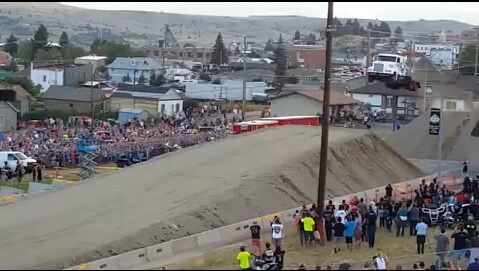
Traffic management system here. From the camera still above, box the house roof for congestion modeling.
[116,83,172,94]
[108,57,162,70]
[349,81,423,97]
[119,108,146,114]
[75,55,107,61]
[0,51,11,67]
[273,90,360,106]
[0,84,32,100]
[42,86,106,102]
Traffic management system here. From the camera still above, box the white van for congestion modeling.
[0,151,37,172]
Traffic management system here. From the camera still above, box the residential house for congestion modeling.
[0,84,32,116]
[107,57,162,85]
[184,79,268,101]
[74,55,107,72]
[41,86,111,113]
[29,63,94,92]
[412,59,477,113]
[0,51,12,68]
[111,84,184,116]
[347,78,424,117]
[271,89,359,117]
[0,101,18,131]
[286,45,326,70]
[414,44,460,67]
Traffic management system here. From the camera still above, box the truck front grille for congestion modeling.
[373,63,384,72]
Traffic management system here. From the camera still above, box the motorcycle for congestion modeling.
[253,257,278,270]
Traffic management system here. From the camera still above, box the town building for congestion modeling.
[74,55,107,72]
[286,45,327,70]
[107,57,162,85]
[41,86,111,113]
[0,101,18,131]
[143,47,212,65]
[0,84,32,116]
[110,84,184,116]
[29,63,94,92]
[270,89,359,117]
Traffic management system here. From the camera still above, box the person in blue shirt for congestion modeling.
[468,258,479,270]
[344,216,356,251]
[415,218,428,254]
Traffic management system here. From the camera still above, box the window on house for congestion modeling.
[197,52,203,58]
[176,103,180,113]
[43,75,46,82]
[179,52,184,57]
[446,101,457,110]
[161,104,165,113]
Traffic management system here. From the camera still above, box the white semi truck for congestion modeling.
[366,53,420,91]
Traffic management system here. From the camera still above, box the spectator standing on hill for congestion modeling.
[416,219,428,254]
[236,245,252,270]
[324,205,335,242]
[366,206,377,248]
[333,218,346,253]
[344,216,356,251]
[409,203,421,236]
[452,225,469,263]
[396,203,408,237]
[271,218,284,247]
[298,212,305,246]
[378,205,387,229]
[435,227,450,267]
[274,246,285,270]
[301,214,315,246]
[386,184,393,199]
[358,198,368,216]
[336,205,348,224]
[250,221,262,255]
[465,216,477,236]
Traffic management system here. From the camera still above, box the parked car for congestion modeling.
[0,151,37,172]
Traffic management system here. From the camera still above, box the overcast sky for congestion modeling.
[61,2,479,25]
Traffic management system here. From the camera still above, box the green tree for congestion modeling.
[264,39,274,52]
[273,34,287,90]
[394,26,404,42]
[210,33,228,65]
[32,24,49,60]
[5,58,18,72]
[306,33,316,45]
[90,39,145,64]
[59,31,69,47]
[122,73,131,83]
[294,30,301,40]
[367,22,373,30]
[4,33,18,56]
[380,21,391,38]
[138,72,146,84]
[5,76,41,97]
[16,40,35,61]
[149,70,166,86]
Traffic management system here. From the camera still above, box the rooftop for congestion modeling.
[273,89,360,106]
[75,55,107,61]
[108,57,162,70]
[42,86,106,102]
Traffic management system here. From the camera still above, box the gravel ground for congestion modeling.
[0,126,423,269]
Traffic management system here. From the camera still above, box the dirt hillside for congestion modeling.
[0,126,422,269]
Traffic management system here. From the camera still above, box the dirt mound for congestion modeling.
[0,126,422,269]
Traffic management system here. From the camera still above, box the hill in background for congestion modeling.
[0,2,475,48]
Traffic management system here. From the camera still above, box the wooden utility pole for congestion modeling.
[317,1,334,246]
[366,29,371,68]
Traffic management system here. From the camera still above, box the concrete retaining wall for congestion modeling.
[67,171,463,270]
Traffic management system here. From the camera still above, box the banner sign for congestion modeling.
[429,108,441,136]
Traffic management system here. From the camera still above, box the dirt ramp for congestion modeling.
[0,126,422,270]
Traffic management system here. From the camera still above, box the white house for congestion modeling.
[30,65,64,92]
[415,44,460,67]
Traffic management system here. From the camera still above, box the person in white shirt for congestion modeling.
[374,253,387,270]
[271,219,284,247]
[335,205,348,224]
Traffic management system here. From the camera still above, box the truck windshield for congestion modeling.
[14,153,28,160]
[378,55,398,62]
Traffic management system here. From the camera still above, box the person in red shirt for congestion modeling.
[456,193,469,204]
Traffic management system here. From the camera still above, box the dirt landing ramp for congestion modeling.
[0,126,422,269]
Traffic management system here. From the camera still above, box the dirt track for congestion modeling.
[0,126,423,269]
